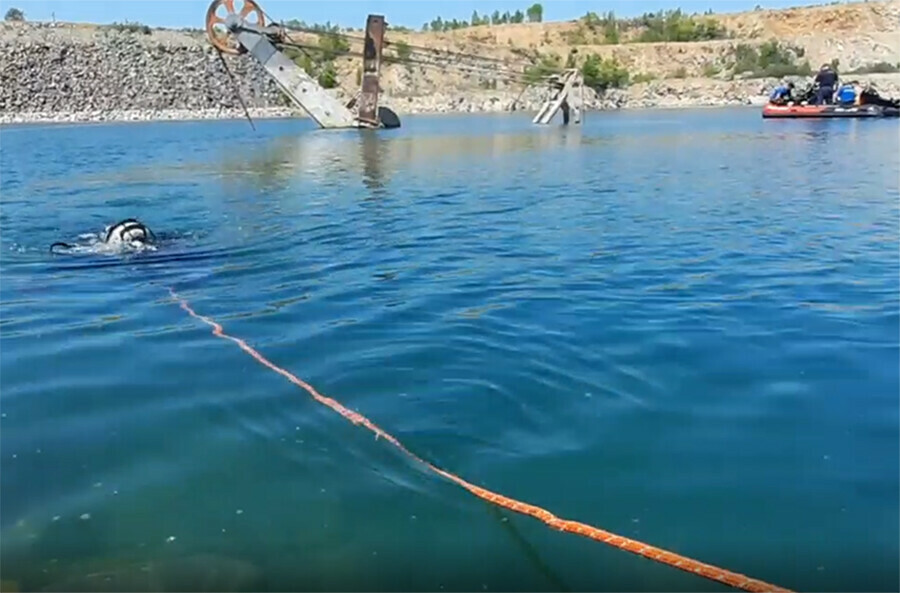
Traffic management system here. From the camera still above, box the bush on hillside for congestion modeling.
[634,9,727,43]
[732,41,811,78]
[702,63,722,77]
[317,30,349,61]
[581,54,629,90]
[631,72,656,83]
[524,53,561,84]
[583,11,620,44]
[318,62,338,89]
[111,21,152,35]
[387,40,412,64]
[4,7,24,21]
[847,62,900,74]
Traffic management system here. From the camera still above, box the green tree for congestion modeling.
[4,7,24,21]
[512,10,525,23]
[318,62,338,88]
[491,10,501,24]
[581,54,629,90]
[602,12,619,44]
[392,40,412,62]
[524,53,561,83]
[317,30,349,61]
[526,4,543,23]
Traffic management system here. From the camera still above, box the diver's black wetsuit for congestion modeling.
[861,89,900,109]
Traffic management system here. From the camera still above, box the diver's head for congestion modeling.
[104,219,155,247]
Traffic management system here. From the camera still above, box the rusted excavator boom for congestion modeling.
[205,0,400,130]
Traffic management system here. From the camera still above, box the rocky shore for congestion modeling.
[1,19,899,126]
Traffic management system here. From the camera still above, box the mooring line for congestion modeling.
[169,288,793,593]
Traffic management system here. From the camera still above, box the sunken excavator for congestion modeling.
[205,0,586,130]
[205,0,401,130]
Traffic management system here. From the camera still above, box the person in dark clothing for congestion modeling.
[813,64,838,105]
[859,83,900,108]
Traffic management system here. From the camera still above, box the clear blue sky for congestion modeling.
[4,0,841,30]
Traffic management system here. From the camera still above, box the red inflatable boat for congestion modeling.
[762,102,900,119]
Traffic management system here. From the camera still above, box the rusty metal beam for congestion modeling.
[358,14,386,127]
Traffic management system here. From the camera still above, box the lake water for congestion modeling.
[1,109,897,592]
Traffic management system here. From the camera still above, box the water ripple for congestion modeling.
[1,110,898,592]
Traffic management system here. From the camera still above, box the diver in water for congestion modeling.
[50,218,156,254]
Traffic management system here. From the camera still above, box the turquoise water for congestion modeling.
[1,109,898,592]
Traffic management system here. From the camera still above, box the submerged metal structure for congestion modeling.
[205,0,589,129]
[205,0,400,129]
[533,69,584,126]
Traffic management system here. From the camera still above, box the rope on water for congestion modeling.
[169,287,794,593]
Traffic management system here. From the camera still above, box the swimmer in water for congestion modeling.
[50,218,156,254]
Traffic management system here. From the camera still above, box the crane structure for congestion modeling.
[204,0,585,129]
[206,0,400,129]
[533,70,585,125]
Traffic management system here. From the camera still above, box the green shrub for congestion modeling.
[634,9,727,43]
[603,21,620,44]
[581,11,620,44]
[631,72,656,83]
[581,54,629,90]
[524,53,562,83]
[565,26,589,45]
[4,7,24,21]
[847,61,900,74]
[733,43,759,74]
[670,66,688,79]
[755,62,812,78]
[702,63,721,77]
[732,41,810,78]
[391,40,412,63]
[317,31,349,61]
[318,62,338,89]
[111,21,152,35]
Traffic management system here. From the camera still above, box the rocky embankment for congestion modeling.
[1,12,899,125]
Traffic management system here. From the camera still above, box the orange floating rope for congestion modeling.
[169,288,793,593]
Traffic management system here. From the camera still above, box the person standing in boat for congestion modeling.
[813,64,838,105]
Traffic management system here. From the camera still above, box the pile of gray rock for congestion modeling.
[0,22,286,123]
